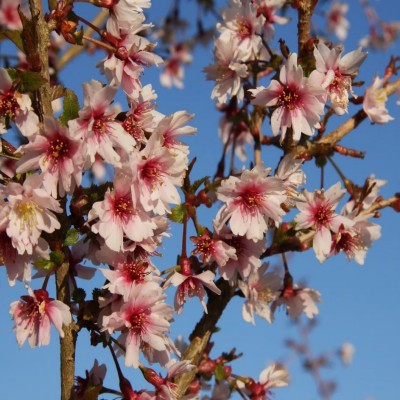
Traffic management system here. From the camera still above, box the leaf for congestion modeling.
[214,363,225,382]
[33,258,54,271]
[60,89,80,126]
[168,204,187,223]
[50,250,65,265]
[191,176,209,193]
[64,228,79,246]
[0,29,24,52]
[6,69,48,92]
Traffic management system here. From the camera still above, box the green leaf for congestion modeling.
[33,258,54,271]
[50,250,65,265]
[0,29,24,52]
[64,228,79,246]
[60,89,80,126]
[6,69,48,92]
[168,204,187,223]
[214,363,225,382]
[190,176,209,193]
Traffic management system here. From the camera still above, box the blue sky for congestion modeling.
[0,1,399,399]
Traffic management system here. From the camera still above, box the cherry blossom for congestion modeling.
[101,21,163,97]
[215,163,287,241]
[68,80,136,166]
[250,53,326,142]
[88,172,157,252]
[253,0,289,40]
[295,182,354,263]
[101,282,174,368]
[215,226,266,282]
[218,0,264,60]
[160,44,192,89]
[130,132,187,214]
[238,263,281,324]
[0,0,22,29]
[363,76,394,124]
[313,42,367,115]
[191,228,237,268]
[164,258,221,314]
[271,279,321,319]
[326,1,349,41]
[3,173,62,255]
[204,34,248,104]
[16,117,83,198]
[10,287,72,348]
[0,68,39,137]
[74,359,107,400]
[123,84,159,143]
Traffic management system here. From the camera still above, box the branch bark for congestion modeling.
[175,279,236,398]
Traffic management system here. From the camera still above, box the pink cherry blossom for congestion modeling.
[100,253,161,300]
[101,22,163,97]
[0,0,22,29]
[215,163,287,241]
[130,132,187,215]
[191,228,237,268]
[254,0,289,40]
[10,288,72,347]
[16,117,83,198]
[326,1,349,41]
[160,44,192,89]
[68,80,136,166]
[295,182,354,263]
[363,76,394,124]
[164,259,221,314]
[101,282,174,368]
[154,110,197,154]
[250,53,326,142]
[106,0,150,38]
[214,225,266,282]
[123,84,158,144]
[0,68,39,137]
[271,278,321,319]
[88,172,157,252]
[313,42,367,115]
[4,173,62,255]
[238,263,281,324]
[218,0,264,60]
[204,34,248,104]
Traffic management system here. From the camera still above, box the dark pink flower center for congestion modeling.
[0,92,19,118]
[92,119,109,137]
[129,311,147,335]
[122,260,149,283]
[314,204,333,227]
[141,159,162,186]
[113,196,134,222]
[277,86,302,110]
[47,137,70,170]
[236,18,253,39]
[332,229,358,256]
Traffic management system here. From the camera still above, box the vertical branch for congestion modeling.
[253,109,263,165]
[175,279,236,397]
[25,0,53,118]
[24,1,75,398]
[297,0,316,59]
[56,261,77,400]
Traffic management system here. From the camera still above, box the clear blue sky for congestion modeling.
[0,1,399,399]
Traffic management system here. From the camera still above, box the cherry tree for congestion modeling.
[0,0,399,399]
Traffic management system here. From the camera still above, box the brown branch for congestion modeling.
[359,195,400,217]
[297,0,316,59]
[291,77,400,158]
[175,279,236,398]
